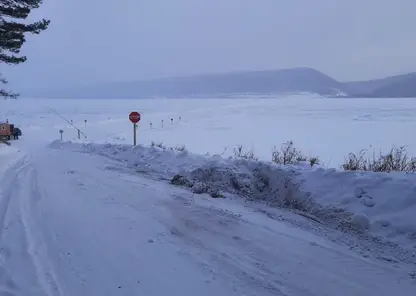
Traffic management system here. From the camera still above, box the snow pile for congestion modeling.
[49,140,416,249]
[299,168,416,248]
[49,140,312,207]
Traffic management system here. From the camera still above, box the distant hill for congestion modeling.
[343,75,407,96]
[18,67,416,99]
[344,73,416,98]
[343,72,416,97]
[19,67,344,99]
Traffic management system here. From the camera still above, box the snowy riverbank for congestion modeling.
[50,140,416,251]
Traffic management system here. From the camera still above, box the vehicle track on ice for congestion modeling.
[0,156,63,296]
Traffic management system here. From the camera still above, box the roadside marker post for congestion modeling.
[129,111,141,146]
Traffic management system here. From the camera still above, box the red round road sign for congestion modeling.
[129,111,141,123]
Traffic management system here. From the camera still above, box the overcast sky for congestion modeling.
[2,0,416,89]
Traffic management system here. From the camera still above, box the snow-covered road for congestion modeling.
[0,143,415,296]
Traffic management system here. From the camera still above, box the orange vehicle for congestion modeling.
[0,122,15,141]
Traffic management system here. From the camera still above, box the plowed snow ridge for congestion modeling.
[51,141,416,256]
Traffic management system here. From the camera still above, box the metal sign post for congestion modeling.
[133,123,137,146]
[129,111,141,146]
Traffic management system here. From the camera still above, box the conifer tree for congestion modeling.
[1,0,50,98]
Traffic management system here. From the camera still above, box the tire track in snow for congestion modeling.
[0,156,63,296]
[162,199,295,296]
[0,155,32,295]
[0,156,29,238]
[160,194,416,296]
[18,165,64,296]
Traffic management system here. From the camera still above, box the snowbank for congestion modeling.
[299,168,416,248]
[49,140,416,250]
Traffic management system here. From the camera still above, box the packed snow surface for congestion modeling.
[0,96,415,295]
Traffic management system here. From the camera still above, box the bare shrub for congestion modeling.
[370,146,416,172]
[342,150,368,171]
[271,141,319,167]
[342,146,416,172]
[272,141,306,165]
[233,145,258,161]
[174,145,186,152]
[309,156,320,167]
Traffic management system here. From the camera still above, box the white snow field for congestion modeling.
[0,96,416,296]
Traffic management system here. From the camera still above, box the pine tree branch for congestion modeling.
[0,5,30,19]
[1,0,49,98]
[0,19,50,55]
[0,88,18,99]
[0,0,42,19]
[0,52,26,64]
